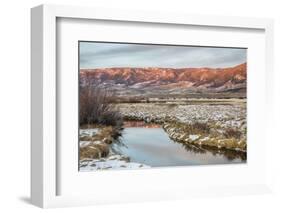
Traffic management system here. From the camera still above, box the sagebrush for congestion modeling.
[79,73,123,127]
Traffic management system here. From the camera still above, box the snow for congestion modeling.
[80,140,104,148]
[80,141,92,148]
[117,103,246,131]
[200,137,210,142]
[80,155,150,171]
[79,128,98,137]
[189,135,200,141]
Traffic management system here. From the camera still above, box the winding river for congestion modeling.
[113,125,246,167]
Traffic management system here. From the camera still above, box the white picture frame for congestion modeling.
[31,4,274,208]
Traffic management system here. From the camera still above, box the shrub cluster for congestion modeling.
[79,76,123,127]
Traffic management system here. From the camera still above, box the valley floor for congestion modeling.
[79,99,247,171]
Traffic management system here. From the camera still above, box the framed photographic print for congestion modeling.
[31,4,274,208]
[78,41,247,171]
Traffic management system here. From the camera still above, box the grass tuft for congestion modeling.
[223,128,242,139]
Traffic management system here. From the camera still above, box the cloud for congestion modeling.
[79,42,246,69]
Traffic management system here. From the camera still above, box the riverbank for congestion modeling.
[79,126,122,160]
[79,126,150,170]
[163,122,246,152]
[116,101,247,153]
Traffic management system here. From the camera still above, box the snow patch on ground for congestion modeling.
[80,155,150,171]
[80,141,92,148]
[80,128,98,137]
[189,134,200,141]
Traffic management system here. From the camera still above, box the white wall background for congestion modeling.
[0,0,280,212]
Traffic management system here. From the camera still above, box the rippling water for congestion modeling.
[113,127,246,167]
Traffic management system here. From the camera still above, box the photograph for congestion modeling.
[79,41,247,171]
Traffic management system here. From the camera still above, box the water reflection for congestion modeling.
[174,140,246,161]
[113,125,246,167]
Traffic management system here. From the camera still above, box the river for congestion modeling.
[112,126,246,167]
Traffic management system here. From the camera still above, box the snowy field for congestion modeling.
[116,101,246,130]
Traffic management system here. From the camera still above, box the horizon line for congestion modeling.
[80,62,247,70]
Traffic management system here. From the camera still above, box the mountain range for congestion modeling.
[80,63,246,97]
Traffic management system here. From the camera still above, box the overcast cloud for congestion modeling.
[79,42,246,69]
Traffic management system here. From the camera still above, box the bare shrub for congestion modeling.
[223,128,242,139]
[79,73,123,127]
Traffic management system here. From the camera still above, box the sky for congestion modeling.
[79,42,247,69]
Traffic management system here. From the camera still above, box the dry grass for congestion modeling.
[79,126,122,144]
[80,135,94,141]
[173,122,210,135]
[79,125,123,160]
[80,142,109,159]
[223,128,242,139]
[163,121,246,152]
[80,146,100,159]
